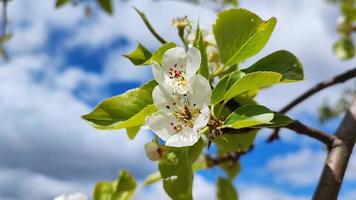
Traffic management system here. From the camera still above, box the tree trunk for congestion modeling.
[313,97,356,200]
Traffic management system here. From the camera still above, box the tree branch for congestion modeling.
[268,68,356,143]
[286,120,335,148]
[205,145,253,167]
[313,97,356,200]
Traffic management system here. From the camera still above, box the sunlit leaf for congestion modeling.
[82,80,157,130]
[193,25,209,79]
[243,50,303,82]
[124,43,152,65]
[217,178,238,200]
[214,8,276,65]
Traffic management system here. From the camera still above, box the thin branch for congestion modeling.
[313,97,356,200]
[206,145,253,167]
[268,68,356,143]
[133,7,167,44]
[281,68,356,114]
[286,120,335,148]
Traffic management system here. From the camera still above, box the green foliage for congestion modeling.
[126,126,141,140]
[217,178,238,200]
[55,0,71,8]
[220,161,241,181]
[211,71,245,104]
[242,50,304,82]
[224,72,282,102]
[253,113,293,128]
[146,43,177,65]
[124,43,152,65]
[94,170,137,200]
[82,80,157,130]
[225,105,274,129]
[215,131,257,153]
[213,8,276,66]
[333,37,355,60]
[97,0,113,15]
[193,25,209,78]
[158,139,204,200]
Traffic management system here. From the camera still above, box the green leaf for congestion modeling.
[97,0,113,15]
[215,131,257,153]
[224,71,282,102]
[143,171,162,186]
[333,37,355,60]
[213,8,277,66]
[55,0,71,8]
[193,25,209,79]
[94,170,137,200]
[159,148,193,200]
[188,138,205,163]
[82,80,157,130]
[217,178,238,200]
[252,113,293,128]
[341,4,356,20]
[225,105,274,129]
[144,42,177,65]
[211,71,245,105]
[126,126,141,140]
[0,33,13,44]
[243,50,304,82]
[124,43,152,65]
[220,161,241,181]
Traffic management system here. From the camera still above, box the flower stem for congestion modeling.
[133,7,167,44]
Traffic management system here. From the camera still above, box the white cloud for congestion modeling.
[239,185,308,200]
[266,148,356,187]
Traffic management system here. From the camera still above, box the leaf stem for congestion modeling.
[133,7,167,44]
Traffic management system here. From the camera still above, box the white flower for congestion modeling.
[146,75,211,147]
[152,47,201,94]
[53,193,87,200]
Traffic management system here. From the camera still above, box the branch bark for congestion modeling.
[286,120,335,148]
[268,68,356,142]
[313,97,356,200]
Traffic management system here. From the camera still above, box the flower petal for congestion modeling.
[193,105,210,131]
[151,62,165,85]
[165,127,200,147]
[152,85,182,111]
[146,111,176,141]
[162,47,187,72]
[188,75,211,107]
[186,47,201,78]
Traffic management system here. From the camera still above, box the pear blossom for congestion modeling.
[53,193,87,200]
[152,47,201,94]
[146,74,211,147]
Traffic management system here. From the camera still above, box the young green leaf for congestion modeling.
[224,71,282,102]
[219,161,241,181]
[55,0,71,8]
[193,25,209,79]
[217,178,238,200]
[97,0,113,15]
[159,147,193,200]
[144,42,177,65]
[124,43,152,65]
[215,131,257,153]
[211,71,245,104]
[213,8,277,66]
[242,50,304,82]
[94,170,136,200]
[333,37,355,60]
[225,105,274,129]
[252,113,293,128]
[82,80,157,130]
[126,126,141,140]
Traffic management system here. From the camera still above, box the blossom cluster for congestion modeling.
[146,47,212,147]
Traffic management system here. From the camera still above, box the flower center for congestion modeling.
[168,64,188,92]
[167,99,200,133]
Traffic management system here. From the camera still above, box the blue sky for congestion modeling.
[0,0,356,199]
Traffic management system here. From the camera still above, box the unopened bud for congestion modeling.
[144,142,162,161]
[172,16,190,29]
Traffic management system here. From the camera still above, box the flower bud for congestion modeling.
[172,16,190,29]
[144,142,162,161]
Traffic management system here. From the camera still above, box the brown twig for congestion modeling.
[268,68,356,143]
[205,145,253,167]
[313,97,356,200]
[286,120,335,148]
